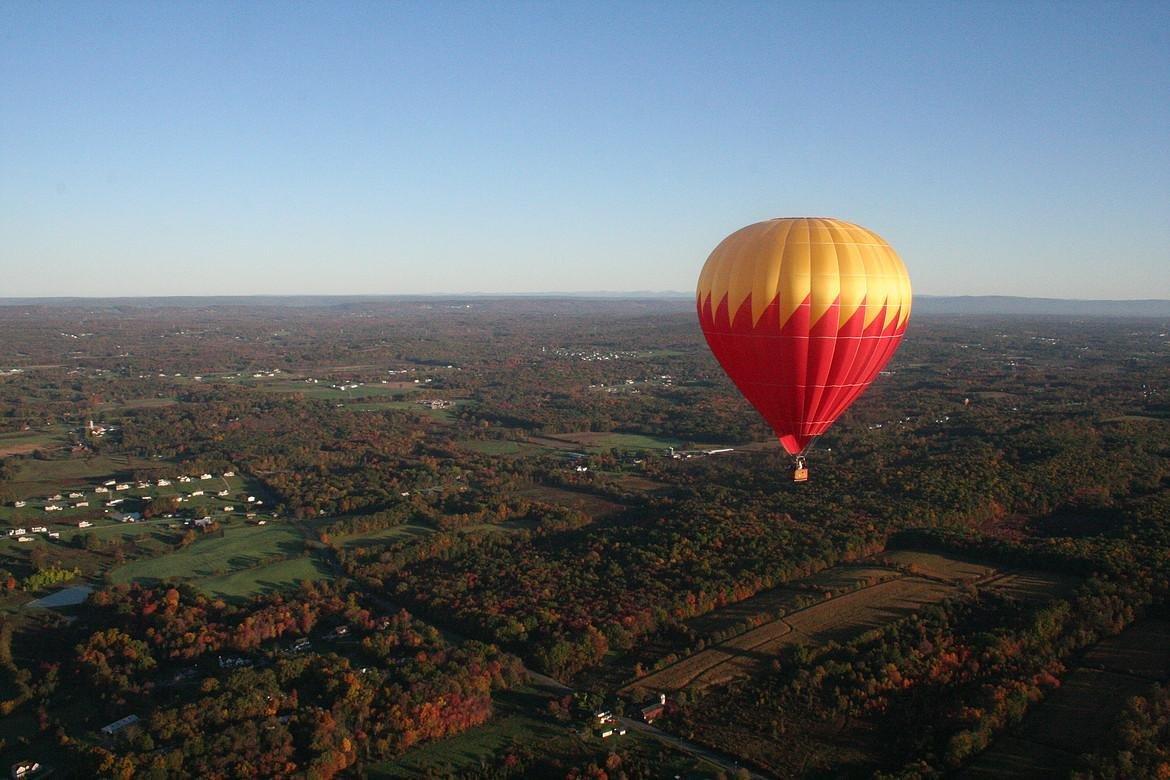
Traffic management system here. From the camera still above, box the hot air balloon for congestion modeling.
[696,217,911,481]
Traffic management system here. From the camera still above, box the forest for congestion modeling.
[0,297,1167,778]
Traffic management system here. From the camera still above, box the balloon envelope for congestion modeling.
[696,217,911,455]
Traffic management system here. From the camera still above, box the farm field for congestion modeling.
[2,454,165,497]
[0,427,66,457]
[457,439,535,456]
[877,549,996,582]
[194,554,331,601]
[336,523,435,549]
[624,554,1071,698]
[959,618,1170,778]
[515,484,626,519]
[107,522,306,586]
[684,564,902,641]
[549,431,686,450]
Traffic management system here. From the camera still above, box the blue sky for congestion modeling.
[2,1,1168,298]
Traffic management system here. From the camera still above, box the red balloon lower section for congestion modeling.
[698,293,907,455]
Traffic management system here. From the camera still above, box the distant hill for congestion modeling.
[1,293,1168,317]
[913,295,1170,317]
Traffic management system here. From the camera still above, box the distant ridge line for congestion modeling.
[0,293,1167,316]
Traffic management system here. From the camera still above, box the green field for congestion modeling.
[546,432,686,451]
[457,439,534,456]
[0,426,66,456]
[337,523,435,548]
[107,522,306,585]
[195,554,332,601]
[5,454,164,494]
[367,694,564,778]
[376,399,468,422]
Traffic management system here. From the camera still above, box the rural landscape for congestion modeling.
[0,297,1167,778]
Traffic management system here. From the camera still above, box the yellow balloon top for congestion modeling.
[696,217,912,331]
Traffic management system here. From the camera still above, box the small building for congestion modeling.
[12,501,25,508]
[44,505,61,512]
[48,494,62,501]
[217,489,229,497]
[68,492,84,499]
[222,471,235,477]
[100,715,139,736]
[30,526,47,533]
[115,484,130,491]
[77,521,92,528]
[640,693,667,723]
[178,476,192,483]
[157,479,172,487]
[103,480,116,487]
[17,537,33,543]
[190,490,204,497]
[74,501,89,508]
[11,760,42,779]
[200,473,213,480]
[94,487,109,494]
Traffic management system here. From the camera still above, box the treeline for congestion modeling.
[5,581,526,778]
